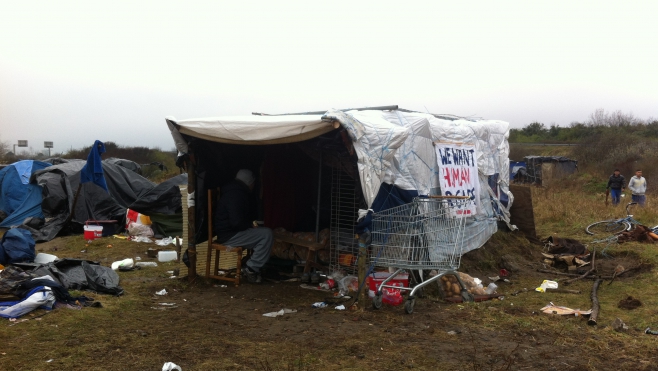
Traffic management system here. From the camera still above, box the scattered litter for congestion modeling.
[113,234,128,240]
[135,262,157,267]
[156,237,183,246]
[106,244,113,248]
[46,359,53,363]
[131,236,153,243]
[488,275,501,282]
[335,305,346,310]
[169,276,177,279]
[80,250,87,253]
[135,256,141,261]
[499,269,509,277]
[111,258,134,271]
[447,330,458,335]
[155,289,168,296]
[540,302,591,316]
[213,285,228,288]
[167,271,174,274]
[162,361,182,371]
[158,251,177,262]
[262,308,297,317]
[535,280,559,293]
[312,302,327,308]
[645,327,658,335]
[612,318,629,332]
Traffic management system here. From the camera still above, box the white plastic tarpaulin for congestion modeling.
[166,108,513,254]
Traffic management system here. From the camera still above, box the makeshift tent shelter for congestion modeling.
[0,160,52,228]
[522,156,578,186]
[166,105,514,280]
[1,159,186,242]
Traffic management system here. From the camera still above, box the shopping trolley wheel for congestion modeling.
[461,290,474,303]
[372,293,383,310]
[404,297,415,314]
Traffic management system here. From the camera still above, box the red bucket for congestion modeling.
[83,224,103,241]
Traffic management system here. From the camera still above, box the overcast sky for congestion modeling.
[1,1,657,154]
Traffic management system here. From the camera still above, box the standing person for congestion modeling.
[606,169,625,206]
[213,169,272,283]
[628,169,647,206]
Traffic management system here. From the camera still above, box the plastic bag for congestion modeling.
[128,222,154,238]
[338,275,358,293]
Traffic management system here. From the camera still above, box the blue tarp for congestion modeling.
[80,140,109,192]
[510,161,526,180]
[0,228,36,265]
[0,160,51,228]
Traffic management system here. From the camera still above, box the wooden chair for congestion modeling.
[206,189,244,286]
[273,232,326,274]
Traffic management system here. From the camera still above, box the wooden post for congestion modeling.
[187,152,197,281]
[588,279,602,326]
[357,233,368,308]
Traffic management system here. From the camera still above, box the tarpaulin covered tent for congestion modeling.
[522,156,578,186]
[5,159,187,242]
[0,160,52,228]
[166,105,514,279]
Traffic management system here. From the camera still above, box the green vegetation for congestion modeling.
[509,109,658,144]
[511,109,658,184]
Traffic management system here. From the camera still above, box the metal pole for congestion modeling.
[187,150,197,281]
[315,153,322,243]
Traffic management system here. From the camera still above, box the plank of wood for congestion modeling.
[273,233,325,251]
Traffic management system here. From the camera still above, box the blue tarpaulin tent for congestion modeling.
[0,160,51,228]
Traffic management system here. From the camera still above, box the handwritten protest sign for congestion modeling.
[435,143,479,216]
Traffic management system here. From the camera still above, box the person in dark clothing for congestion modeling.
[213,169,272,283]
[606,169,626,206]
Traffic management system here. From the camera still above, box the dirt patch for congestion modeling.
[618,296,643,310]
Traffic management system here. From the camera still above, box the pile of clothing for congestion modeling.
[0,258,123,319]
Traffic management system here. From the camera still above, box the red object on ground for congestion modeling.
[499,269,509,277]
[367,272,409,306]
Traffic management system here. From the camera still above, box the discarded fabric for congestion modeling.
[312,302,327,308]
[335,305,346,310]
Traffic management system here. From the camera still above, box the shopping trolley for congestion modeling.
[369,196,473,314]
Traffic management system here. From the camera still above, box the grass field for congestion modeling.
[2,179,658,370]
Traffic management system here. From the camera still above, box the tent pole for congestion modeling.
[61,183,82,231]
[187,150,197,281]
[315,153,322,243]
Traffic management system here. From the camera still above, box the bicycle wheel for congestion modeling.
[585,220,631,235]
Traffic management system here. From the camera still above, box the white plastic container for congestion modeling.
[135,262,158,267]
[158,250,177,262]
[111,258,134,270]
[34,253,58,264]
[485,282,498,295]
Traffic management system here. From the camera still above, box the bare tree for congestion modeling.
[0,137,10,159]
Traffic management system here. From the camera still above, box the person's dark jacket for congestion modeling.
[213,180,253,243]
[607,174,626,190]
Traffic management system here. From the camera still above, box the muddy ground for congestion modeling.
[2,233,658,371]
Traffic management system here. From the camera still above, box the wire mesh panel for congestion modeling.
[370,198,471,270]
[329,162,363,274]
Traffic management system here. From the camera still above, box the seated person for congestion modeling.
[213,169,272,283]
